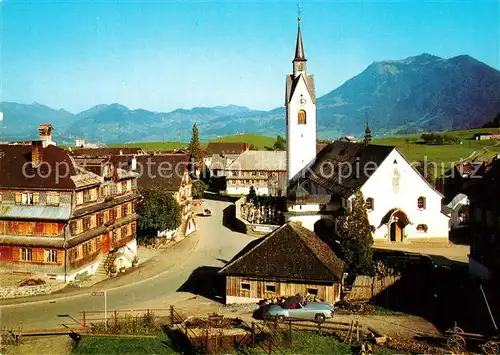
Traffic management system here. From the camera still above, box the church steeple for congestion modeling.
[293,6,307,77]
[364,112,372,145]
[295,17,305,61]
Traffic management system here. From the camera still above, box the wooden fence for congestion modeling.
[344,275,400,301]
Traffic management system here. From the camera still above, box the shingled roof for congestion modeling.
[206,142,248,155]
[219,222,344,282]
[227,150,286,172]
[111,154,190,192]
[288,141,394,201]
[0,144,99,190]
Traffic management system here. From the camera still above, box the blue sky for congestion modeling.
[1,0,499,113]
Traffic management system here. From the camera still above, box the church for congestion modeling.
[284,15,450,243]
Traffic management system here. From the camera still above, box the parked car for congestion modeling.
[203,208,212,216]
[264,302,334,323]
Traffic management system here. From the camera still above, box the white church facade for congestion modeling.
[283,16,450,243]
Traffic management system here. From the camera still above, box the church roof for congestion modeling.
[288,141,394,200]
[295,21,306,61]
[286,74,316,105]
[219,222,344,282]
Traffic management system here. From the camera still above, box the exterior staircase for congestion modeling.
[95,253,116,276]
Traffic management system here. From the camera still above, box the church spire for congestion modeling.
[364,112,372,145]
[294,12,306,61]
[293,5,307,77]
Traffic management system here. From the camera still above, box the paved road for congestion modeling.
[0,198,254,329]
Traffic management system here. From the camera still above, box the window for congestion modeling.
[103,210,110,224]
[103,185,111,197]
[265,285,276,293]
[298,109,307,125]
[116,206,122,219]
[416,224,428,232]
[240,282,251,291]
[22,192,34,205]
[46,192,60,206]
[116,182,123,194]
[417,196,426,210]
[90,215,97,229]
[76,191,84,205]
[366,198,374,211]
[90,188,98,201]
[45,249,57,263]
[21,248,33,262]
[307,288,318,296]
[126,180,132,192]
[121,181,127,193]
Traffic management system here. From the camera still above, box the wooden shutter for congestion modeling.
[70,221,76,234]
[33,192,40,205]
[15,192,22,204]
[97,212,103,226]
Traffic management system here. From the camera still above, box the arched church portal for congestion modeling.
[380,209,411,243]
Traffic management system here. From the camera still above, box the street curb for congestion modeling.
[0,232,202,308]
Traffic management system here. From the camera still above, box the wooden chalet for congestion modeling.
[0,132,141,282]
[219,222,344,304]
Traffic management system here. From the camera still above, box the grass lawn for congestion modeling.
[108,133,276,151]
[241,331,399,355]
[373,128,500,171]
[71,336,178,355]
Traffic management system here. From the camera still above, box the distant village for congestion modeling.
[1,13,500,355]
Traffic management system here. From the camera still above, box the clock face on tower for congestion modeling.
[298,62,304,71]
[299,97,307,106]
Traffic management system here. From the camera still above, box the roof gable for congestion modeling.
[0,144,83,190]
[206,142,247,155]
[288,141,394,200]
[227,150,286,171]
[219,222,344,282]
[286,74,316,105]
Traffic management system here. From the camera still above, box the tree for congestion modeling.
[273,135,286,151]
[188,123,202,173]
[192,179,207,199]
[137,186,182,241]
[336,188,373,274]
[248,143,258,150]
[415,160,437,184]
[247,185,257,203]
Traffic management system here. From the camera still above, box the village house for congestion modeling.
[219,221,344,304]
[286,140,451,243]
[473,132,500,140]
[203,142,248,178]
[107,153,195,238]
[436,161,487,204]
[467,159,500,280]
[225,150,286,196]
[0,127,141,281]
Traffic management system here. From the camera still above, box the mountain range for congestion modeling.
[1,53,499,144]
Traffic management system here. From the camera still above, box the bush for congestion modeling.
[192,180,207,199]
[18,278,46,287]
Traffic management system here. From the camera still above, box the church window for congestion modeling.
[298,110,306,125]
[417,196,426,210]
[416,224,428,232]
[366,198,374,211]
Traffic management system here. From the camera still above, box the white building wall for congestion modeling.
[360,149,450,241]
[286,76,316,181]
[227,186,269,196]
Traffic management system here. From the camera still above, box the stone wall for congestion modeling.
[234,197,280,236]
[0,282,66,299]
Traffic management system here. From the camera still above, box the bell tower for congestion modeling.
[285,8,317,182]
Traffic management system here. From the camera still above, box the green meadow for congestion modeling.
[109,128,500,169]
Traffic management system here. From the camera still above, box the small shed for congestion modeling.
[219,222,344,304]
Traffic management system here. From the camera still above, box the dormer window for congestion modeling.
[417,196,426,210]
[366,198,374,211]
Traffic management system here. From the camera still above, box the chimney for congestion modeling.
[131,156,137,170]
[38,124,53,148]
[32,141,43,168]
